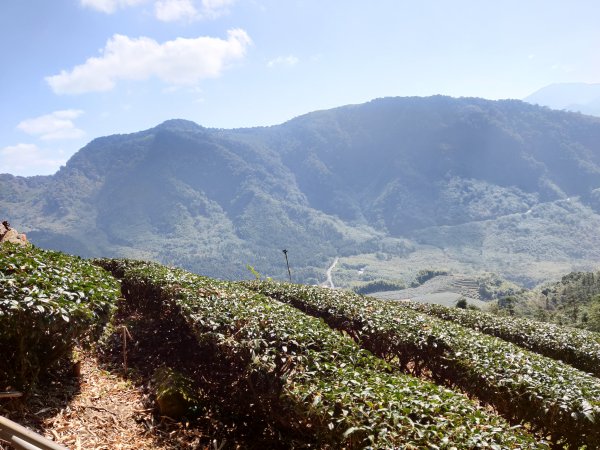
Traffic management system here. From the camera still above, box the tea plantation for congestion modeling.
[4,245,600,447]
[0,243,118,390]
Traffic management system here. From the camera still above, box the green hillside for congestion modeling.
[511,270,600,332]
[3,96,600,287]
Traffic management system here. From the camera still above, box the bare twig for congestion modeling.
[0,392,23,399]
[122,326,133,377]
[77,405,117,416]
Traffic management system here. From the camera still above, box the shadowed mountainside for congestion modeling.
[3,96,600,285]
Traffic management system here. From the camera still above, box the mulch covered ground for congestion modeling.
[0,351,219,449]
[0,278,304,450]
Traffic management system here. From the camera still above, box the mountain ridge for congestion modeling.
[525,82,600,117]
[3,95,600,286]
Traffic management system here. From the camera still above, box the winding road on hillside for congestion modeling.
[322,257,339,289]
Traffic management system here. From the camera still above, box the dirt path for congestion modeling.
[0,353,213,450]
[322,257,339,289]
[41,355,158,449]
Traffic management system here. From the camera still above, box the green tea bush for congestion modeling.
[0,244,119,389]
[99,259,542,449]
[398,300,600,377]
[247,281,600,448]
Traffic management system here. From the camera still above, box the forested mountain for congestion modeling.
[3,96,600,285]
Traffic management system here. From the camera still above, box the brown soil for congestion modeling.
[0,351,218,450]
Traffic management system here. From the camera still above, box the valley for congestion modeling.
[4,2,600,447]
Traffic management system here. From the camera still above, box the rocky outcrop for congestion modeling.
[0,221,28,246]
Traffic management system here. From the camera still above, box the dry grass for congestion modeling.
[0,352,222,450]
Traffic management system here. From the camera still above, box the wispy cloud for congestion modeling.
[46,29,252,94]
[551,63,575,73]
[80,0,148,14]
[199,0,236,19]
[0,144,67,176]
[267,55,299,68]
[81,0,236,21]
[155,0,197,21]
[17,110,85,140]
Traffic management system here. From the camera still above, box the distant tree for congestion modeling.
[581,312,588,324]
[542,288,550,310]
[588,295,600,332]
[411,269,449,287]
[499,296,515,316]
[535,308,549,322]
[568,294,579,323]
[455,297,468,309]
[354,280,406,295]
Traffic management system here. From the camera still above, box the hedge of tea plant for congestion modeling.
[396,300,600,377]
[246,281,600,448]
[0,244,119,389]
[97,259,543,449]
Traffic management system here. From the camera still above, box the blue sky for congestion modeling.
[1,0,600,176]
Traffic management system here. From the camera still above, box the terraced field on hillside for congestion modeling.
[372,274,489,308]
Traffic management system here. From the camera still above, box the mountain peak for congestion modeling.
[5,96,600,287]
[524,83,600,116]
[155,119,204,133]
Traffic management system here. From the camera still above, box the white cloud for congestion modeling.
[155,0,197,21]
[200,0,236,19]
[80,0,148,14]
[46,29,252,94]
[81,0,236,20]
[0,144,67,176]
[267,55,299,68]
[154,0,236,22]
[17,110,85,140]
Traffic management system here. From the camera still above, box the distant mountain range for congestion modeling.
[525,82,600,117]
[3,96,600,287]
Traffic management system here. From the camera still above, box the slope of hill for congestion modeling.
[512,270,600,332]
[3,96,600,286]
[4,244,600,447]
